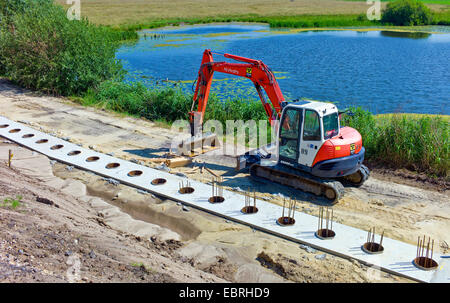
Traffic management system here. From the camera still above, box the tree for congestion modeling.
[381,0,433,26]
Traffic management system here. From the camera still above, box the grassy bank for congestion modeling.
[431,9,450,24]
[79,81,449,179]
[80,80,268,125]
[55,0,449,29]
[343,0,450,4]
[90,12,450,32]
[117,14,380,32]
[54,0,379,26]
[82,12,450,33]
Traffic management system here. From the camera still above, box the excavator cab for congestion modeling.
[277,100,365,179]
[279,101,339,166]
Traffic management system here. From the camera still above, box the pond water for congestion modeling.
[116,24,450,115]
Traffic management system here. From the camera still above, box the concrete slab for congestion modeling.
[0,116,448,283]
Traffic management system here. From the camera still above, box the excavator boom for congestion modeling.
[190,49,286,135]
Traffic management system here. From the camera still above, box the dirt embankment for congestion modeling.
[1,142,407,283]
[0,143,226,282]
[0,79,448,282]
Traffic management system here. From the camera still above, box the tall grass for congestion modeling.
[115,10,449,32]
[342,107,449,178]
[83,81,191,122]
[82,80,267,125]
[259,14,378,28]
[117,14,380,32]
[433,9,450,24]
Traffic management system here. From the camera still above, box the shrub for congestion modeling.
[0,0,124,95]
[0,0,53,74]
[85,80,192,121]
[381,0,433,26]
[0,0,52,21]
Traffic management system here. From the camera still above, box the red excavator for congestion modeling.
[188,49,369,203]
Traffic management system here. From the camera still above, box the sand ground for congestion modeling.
[0,79,448,282]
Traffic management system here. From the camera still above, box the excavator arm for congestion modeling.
[189,49,286,136]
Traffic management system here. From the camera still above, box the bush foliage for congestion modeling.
[381,0,433,25]
[0,0,125,95]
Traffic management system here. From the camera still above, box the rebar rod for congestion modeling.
[331,208,333,231]
[422,235,426,259]
[318,208,321,231]
[431,240,434,264]
[292,200,296,221]
[416,236,420,258]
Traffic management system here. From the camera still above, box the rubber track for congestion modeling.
[341,164,370,187]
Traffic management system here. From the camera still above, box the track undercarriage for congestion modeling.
[249,163,370,204]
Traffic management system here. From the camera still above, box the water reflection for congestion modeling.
[380,31,431,39]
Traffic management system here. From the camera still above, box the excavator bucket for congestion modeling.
[235,142,277,171]
[177,132,220,157]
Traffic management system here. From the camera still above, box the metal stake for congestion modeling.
[8,149,12,167]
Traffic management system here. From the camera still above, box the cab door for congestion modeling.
[299,109,323,167]
[278,107,302,166]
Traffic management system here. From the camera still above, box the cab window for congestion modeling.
[279,109,301,160]
[323,113,339,139]
[303,110,321,141]
[280,109,300,139]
